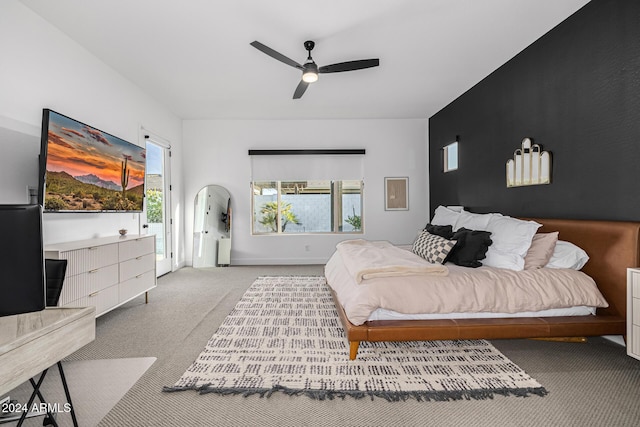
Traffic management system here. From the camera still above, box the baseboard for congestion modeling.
[232,257,328,265]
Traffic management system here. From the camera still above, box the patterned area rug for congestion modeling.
[164,276,547,401]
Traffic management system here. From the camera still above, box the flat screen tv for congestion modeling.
[39,109,146,212]
[0,204,45,317]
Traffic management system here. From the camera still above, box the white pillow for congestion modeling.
[482,249,526,271]
[486,215,541,256]
[454,210,494,231]
[446,205,464,213]
[431,205,461,227]
[545,240,589,270]
[482,215,541,271]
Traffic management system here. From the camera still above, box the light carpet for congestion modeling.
[5,357,155,427]
[165,276,546,401]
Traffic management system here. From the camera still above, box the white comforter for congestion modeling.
[325,246,609,326]
[336,239,448,283]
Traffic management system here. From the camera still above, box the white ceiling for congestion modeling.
[20,0,589,120]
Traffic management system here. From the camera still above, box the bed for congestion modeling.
[325,218,640,359]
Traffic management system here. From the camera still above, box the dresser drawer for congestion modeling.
[633,325,640,357]
[119,237,155,262]
[58,263,119,306]
[61,243,118,276]
[119,270,156,302]
[88,284,120,316]
[632,272,640,297]
[119,253,155,282]
[63,284,119,317]
[633,298,640,326]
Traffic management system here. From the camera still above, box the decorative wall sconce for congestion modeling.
[506,138,551,187]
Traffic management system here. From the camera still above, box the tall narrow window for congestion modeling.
[338,180,363,232]
[443,141,458,172]
[252,181,278,233]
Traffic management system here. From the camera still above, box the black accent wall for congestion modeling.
[429,0,640,221]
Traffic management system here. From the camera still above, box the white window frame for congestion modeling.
[443,141,458,172]
[251,180,363,235]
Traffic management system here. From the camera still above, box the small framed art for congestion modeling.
[384,177,408,210]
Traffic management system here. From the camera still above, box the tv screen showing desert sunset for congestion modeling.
[42,110,146,211]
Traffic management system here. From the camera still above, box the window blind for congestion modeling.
[249,149,365,181]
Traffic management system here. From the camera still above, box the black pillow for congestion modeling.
[424,223,454,239]
[446,227,492,268]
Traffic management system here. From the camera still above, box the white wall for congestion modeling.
[0,1,429,269]
[0,0,186,269]
[183,119,429,265]
[0,117,41,204]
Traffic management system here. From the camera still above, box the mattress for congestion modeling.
[325,248,608,326]
[367,305,595,322]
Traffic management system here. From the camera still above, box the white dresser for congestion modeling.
[627,268,640,360]
[45,235,156,317]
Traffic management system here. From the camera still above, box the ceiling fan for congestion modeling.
[250,40,379,99]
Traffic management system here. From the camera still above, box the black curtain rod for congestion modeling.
[248,149,365,156]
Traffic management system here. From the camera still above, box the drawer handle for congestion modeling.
[89,291,98,297]
[88,247,98,250]
[89,269,98,274]
[136,256,143,260]
[136,274,143,279]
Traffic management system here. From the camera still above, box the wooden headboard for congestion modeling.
[529,218,640,320]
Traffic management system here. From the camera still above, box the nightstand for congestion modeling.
[627,268,640,360]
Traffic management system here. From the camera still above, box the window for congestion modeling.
[252,180,363,234]
[249,149,365,235]
[443,141,458,172]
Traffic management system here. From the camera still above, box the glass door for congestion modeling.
[145,139,172,276]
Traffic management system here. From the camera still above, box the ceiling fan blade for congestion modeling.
[319,59,379,74]
[293,80,309,99]
[250,41,303,70]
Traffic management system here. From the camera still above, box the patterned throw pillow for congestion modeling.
[412,230,457,264]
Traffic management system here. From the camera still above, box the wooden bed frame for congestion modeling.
[328,218,640,360]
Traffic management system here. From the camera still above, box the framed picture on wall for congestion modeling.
[384,177,409,210]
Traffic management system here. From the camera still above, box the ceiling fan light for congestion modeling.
[302,70,318,83]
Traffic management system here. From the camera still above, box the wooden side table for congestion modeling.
[0,307,95,425]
